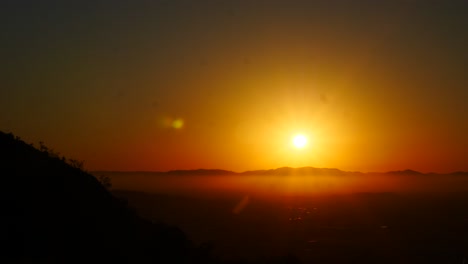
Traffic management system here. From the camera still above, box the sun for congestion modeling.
[292,134,308,149]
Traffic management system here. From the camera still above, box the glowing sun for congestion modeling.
[292,134,308,149]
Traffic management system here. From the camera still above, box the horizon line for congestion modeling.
[91,166,468,175]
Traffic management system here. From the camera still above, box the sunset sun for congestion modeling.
[292,134,308,149]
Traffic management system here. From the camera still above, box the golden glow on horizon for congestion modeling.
[292,134,308,149]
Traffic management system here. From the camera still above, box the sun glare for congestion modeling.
[292,134,308,149]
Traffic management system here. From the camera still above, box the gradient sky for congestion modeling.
[1,0,467,172]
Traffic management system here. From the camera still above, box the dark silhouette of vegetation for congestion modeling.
[39,140,85,170]
[37,139,111,189]
[0,131,300,264]
[97,174,113,189]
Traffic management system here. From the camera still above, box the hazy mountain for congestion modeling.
[241,166,355,176]
[384,169,424,176]
[96,167,467,177]
[167,169,237,176]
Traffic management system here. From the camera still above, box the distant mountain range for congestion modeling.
[95,167,468,177]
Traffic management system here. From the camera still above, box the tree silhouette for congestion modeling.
[97,174,112,189]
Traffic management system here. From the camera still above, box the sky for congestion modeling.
[1,0,467,173]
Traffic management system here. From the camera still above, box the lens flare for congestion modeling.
[172,119,184,129]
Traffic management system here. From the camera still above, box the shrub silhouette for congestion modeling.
[97,174,112,189]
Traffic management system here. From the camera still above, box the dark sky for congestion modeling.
[1,0,467,172]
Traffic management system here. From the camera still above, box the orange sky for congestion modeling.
[2,1,467,173]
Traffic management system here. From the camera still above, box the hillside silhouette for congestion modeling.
[0,131,200,263]
[0,131,303,264]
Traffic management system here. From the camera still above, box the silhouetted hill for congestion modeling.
[0,132,197,263]
[1,132,303,264]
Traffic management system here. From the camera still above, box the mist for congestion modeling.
[101,171,468,197]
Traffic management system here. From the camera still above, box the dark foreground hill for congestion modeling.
[0,132,198,263]
[0,131,300,264]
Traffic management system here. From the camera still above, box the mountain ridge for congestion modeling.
[93,167,468,176]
